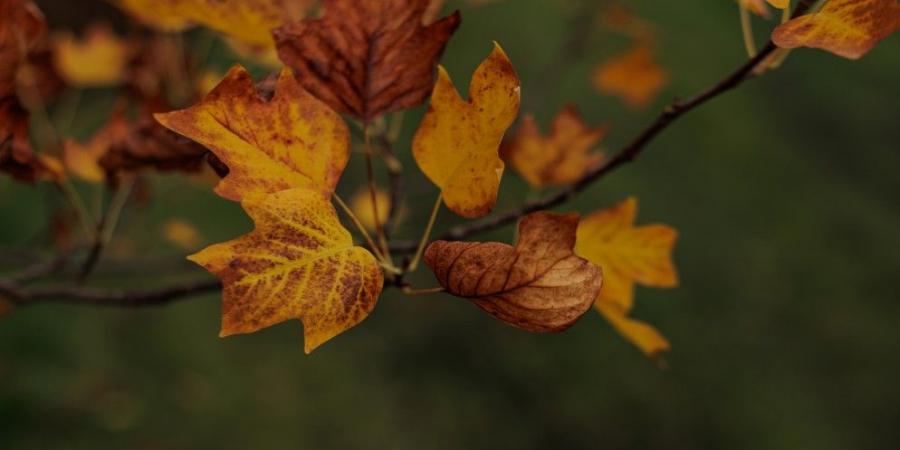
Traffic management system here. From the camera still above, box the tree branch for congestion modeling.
[0,278,221,307]
[390,2,812,254]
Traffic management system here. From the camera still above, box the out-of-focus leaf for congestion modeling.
[593,42,668,109]
[52,24,132,87]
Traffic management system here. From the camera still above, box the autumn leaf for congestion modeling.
[772,0,900,59]
[155,65,350,201]
[593,42,668,109]
[115,0,311,48]
[768,0,789,9]
[99,113,208,177]
[0,0,45,97]
[575,197,677,357]
[503,105,607,188]
[162,219,201,249]
[63,109,130,183]
[739,0,772,18]
[188,187,384,353]
[424,212,602,332]
[412,43,521,218]
[52,24,132,87]
[350,188,391,231]
[274,0,461,121]
[0,97,35,180]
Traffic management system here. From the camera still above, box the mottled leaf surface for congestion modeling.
[156,65,349,201]
[189,187,384,353]
[413,43,520,218]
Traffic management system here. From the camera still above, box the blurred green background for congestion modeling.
[2,0,900,448]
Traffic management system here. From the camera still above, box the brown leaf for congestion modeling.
[0,0,46,97]
[273,0,461,121]
[0,97,35,181]
[424,212,602,332]
[99,112,208,177]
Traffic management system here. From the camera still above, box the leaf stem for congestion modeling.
[406,193,442,272]
[401,286,445,296]
[58,180,94,240]
[362,125,392,261]
[333,193,387,262]
[739,4,757,58]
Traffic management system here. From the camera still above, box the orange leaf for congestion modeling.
[575,197,678,357]
[162,219,201,250]
[63,110,129,183]
[772,0,900,59]
[155,65,350,201]
[188,187,384,353]
[274,0,461,121]
[593,42,668,109]
[767,0,789,9]
[52,24,132,87]
[503,105,607,188]
[424,212,602,332]
[412,43,521,218]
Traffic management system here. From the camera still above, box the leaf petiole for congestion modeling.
[739,4,757,58]
[406,193,442,272]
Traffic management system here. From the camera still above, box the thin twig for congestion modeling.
[389,1,814,254]
[0,278,221,307]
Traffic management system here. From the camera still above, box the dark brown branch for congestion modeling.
[390,3,813,254]
[0,278,221,307]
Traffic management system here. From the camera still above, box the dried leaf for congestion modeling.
[424,212,602,332]
[52,24,132,87]
[0,0,46,97]
[593,42,668,109]
[772,0,900,59]
[99,113,208,176]
[503,105,607,188]
[412,43,521,218]
[0,97,35,181]
[274,0,461,121]
[189,187,384,353]
[156,65,350,201]
[575,197,677,357]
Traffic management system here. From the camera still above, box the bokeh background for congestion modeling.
[2,0,900,448]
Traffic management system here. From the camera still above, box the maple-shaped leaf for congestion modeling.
[155,65,350,201]
[115,0,311,48]
[273,0,461,121]
[424,212,602,332]
[575,197,678,357]
[413,43,521,218]
[52,24,132,87]
[189,187,384,353]
[99,113,208,177]
[593,42,668,109]
[503,105,607,188]
[772,0,900,59]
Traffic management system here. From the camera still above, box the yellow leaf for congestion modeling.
[52,24,131,87]
[575,197,678,356]
[36,154,65,183]
[188,187,384,353]
[593,42,668,109]
[739,0,772,18]
[162,219,201,249]
[156,65,350,202]
[115,0,311,48]
[596,301,670,358]
[772,0,900,59]
[503,105,607,188]
[767,0,789,9]
[349,188,390,231]
[412,42,521,218]
[63,111,128,183]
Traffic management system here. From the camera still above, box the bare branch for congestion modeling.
[0,278,221,307]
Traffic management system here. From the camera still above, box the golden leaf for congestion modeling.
[412,42,521,218]
[156,65,350,201]
[188,187,384,353]
[772,0,900,59]
[115,0,311,48]
[503,105,607,188]
[593,42,668,109]
[52,24,132,87]
[349,188,390,231]
[575,197,678,357]
[162,219,201,250]
[424,212,602,332]
[767,0,789,9]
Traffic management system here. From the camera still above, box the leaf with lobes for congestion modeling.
[412,43,521,218]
